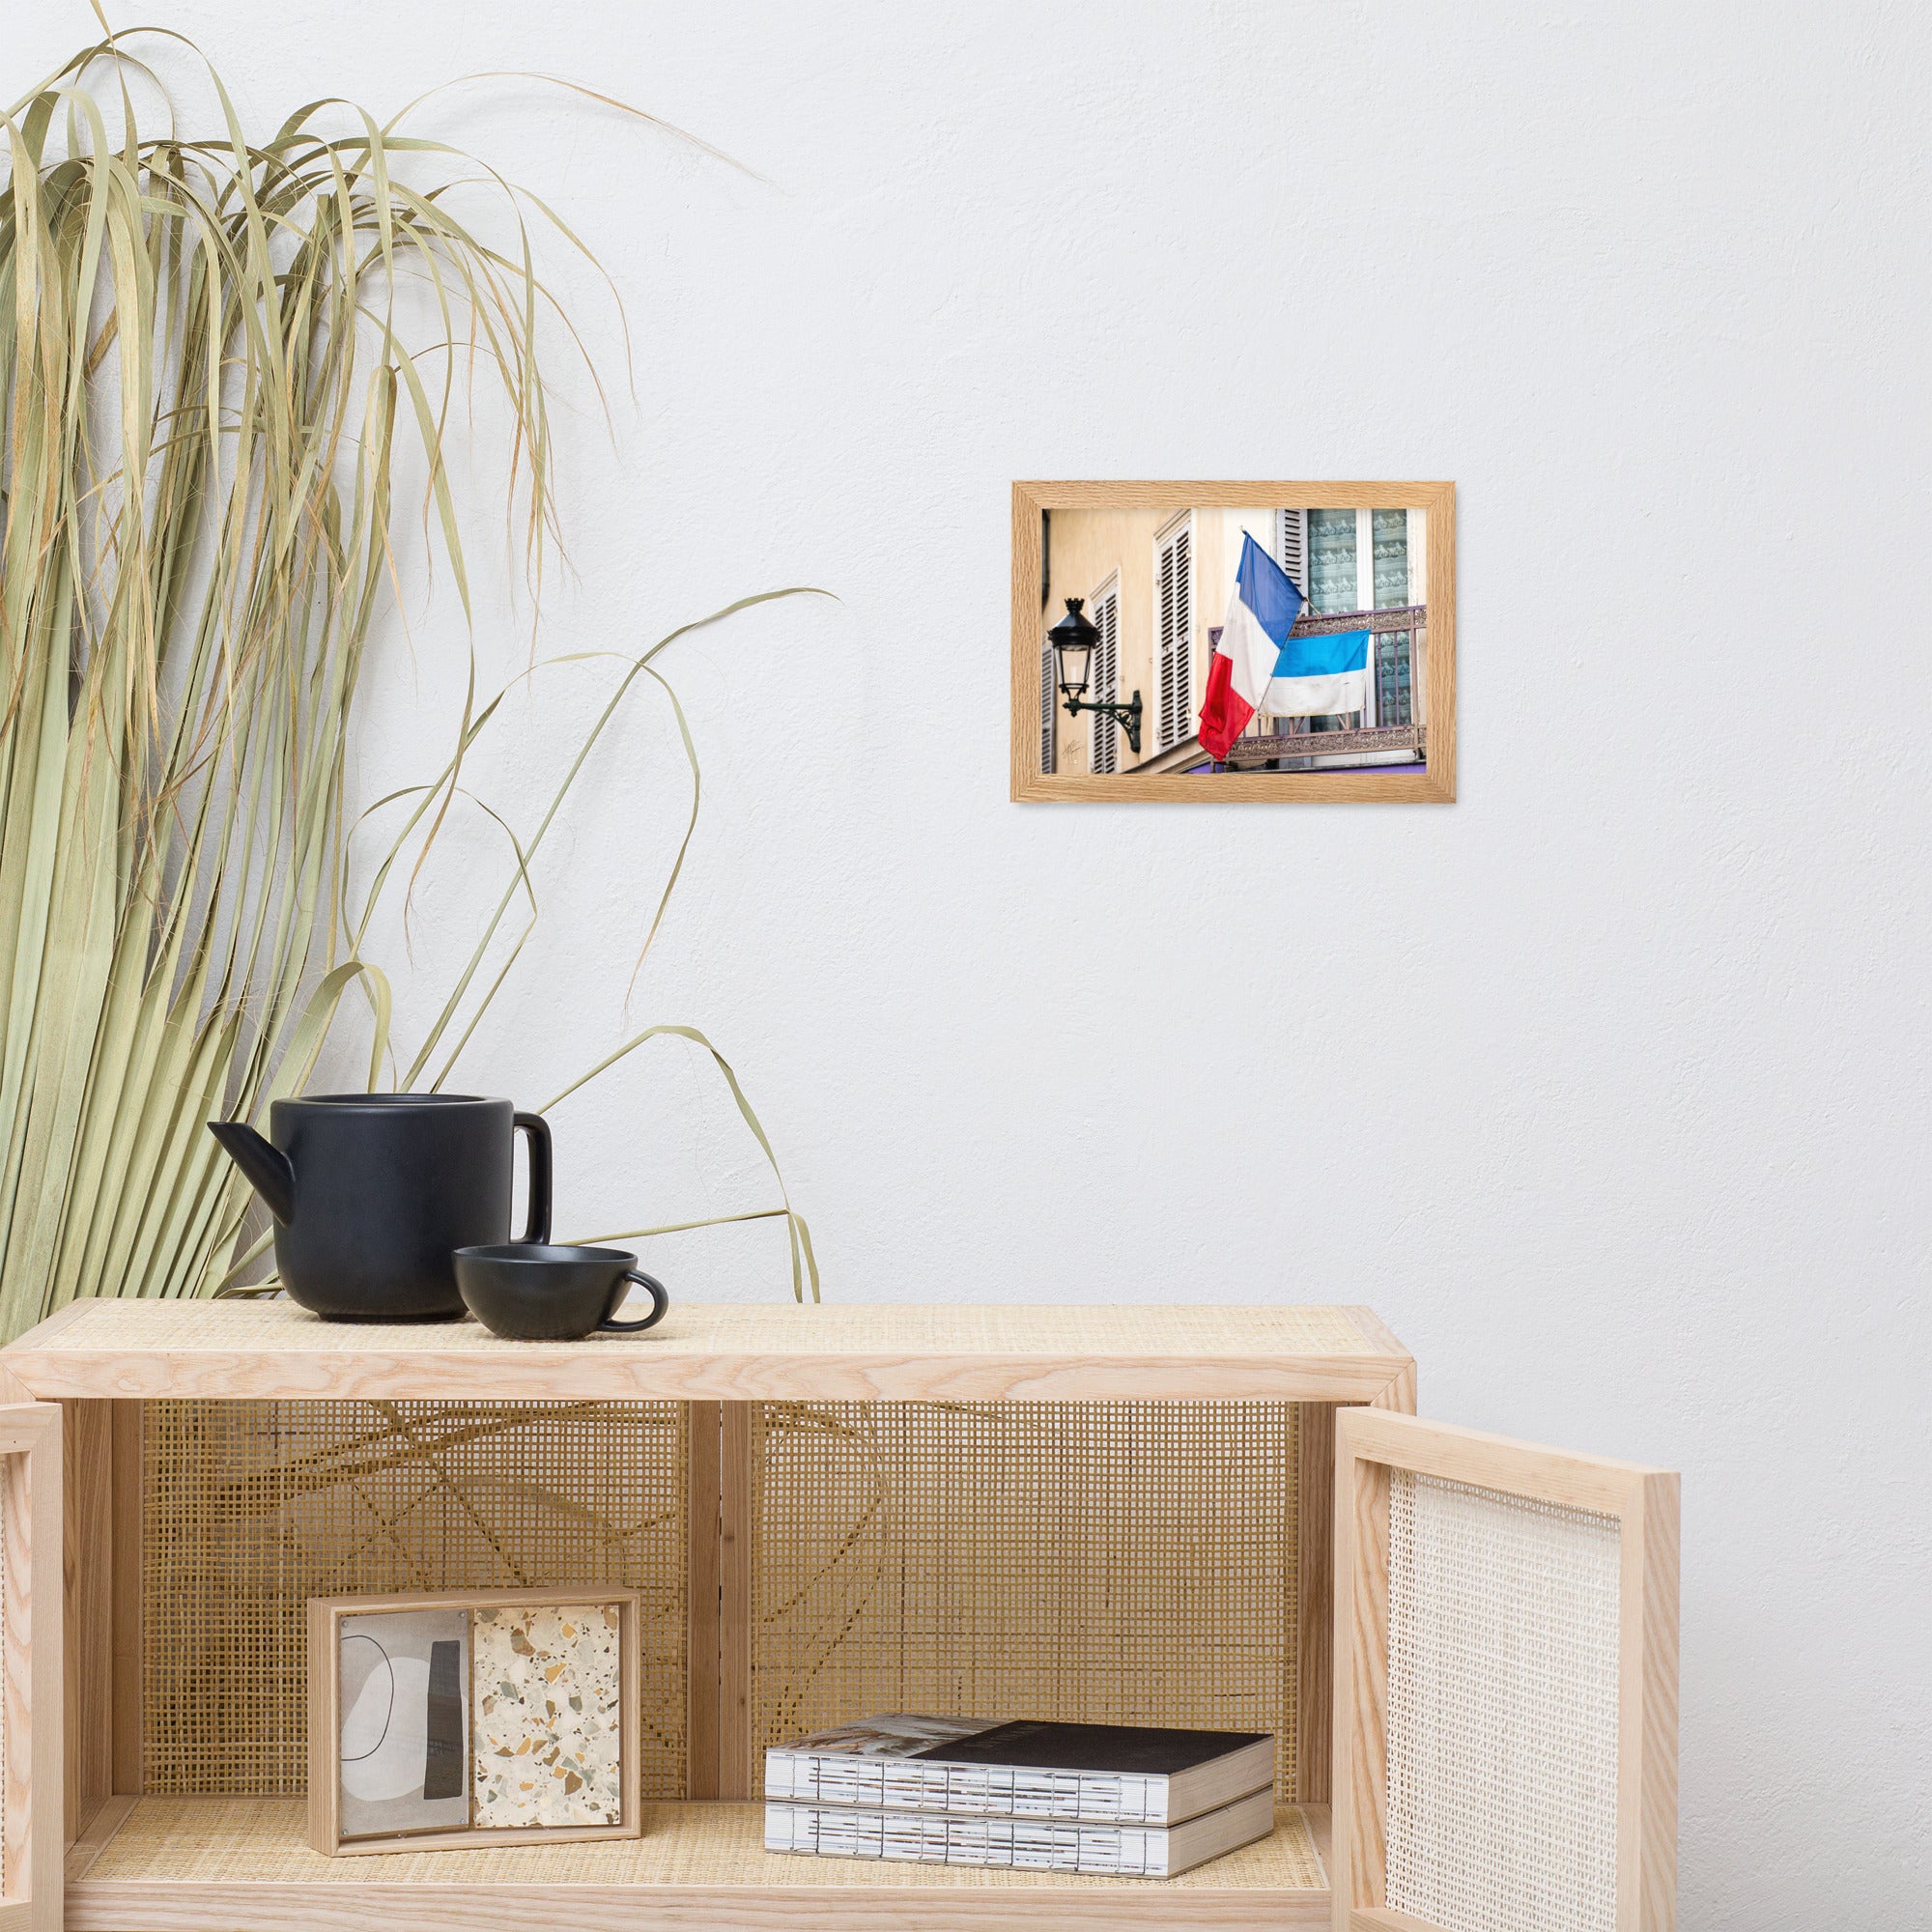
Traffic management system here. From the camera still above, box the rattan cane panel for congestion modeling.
[142,1401,686,1797]
[82,1797,1327,1889]
[1385,1470,1621,1932]
[752,1402,1300,1798]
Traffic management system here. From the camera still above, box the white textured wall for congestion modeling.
[17,3,1928,1921]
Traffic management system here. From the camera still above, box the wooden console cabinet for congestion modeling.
[0,1299,1675,1932]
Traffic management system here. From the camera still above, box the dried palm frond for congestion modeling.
[0,28,817,1338]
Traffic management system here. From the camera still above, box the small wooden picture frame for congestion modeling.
[1011,480,1457,802]
[307,1586,643,1856]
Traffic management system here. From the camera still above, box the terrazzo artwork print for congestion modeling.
[472,1602,626,1828]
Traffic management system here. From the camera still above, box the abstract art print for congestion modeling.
[1011,482,1456,802]
[336,1605,472,1839]
[309,1587,641,1855]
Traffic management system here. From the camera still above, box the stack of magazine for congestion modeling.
[763,1714,1276,1878]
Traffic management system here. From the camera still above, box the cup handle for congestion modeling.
[600,1270,669,1333]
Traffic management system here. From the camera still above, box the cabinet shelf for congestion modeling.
[65,1797,1333,1931]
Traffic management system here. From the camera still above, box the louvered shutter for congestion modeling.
[1090,584,1120,775]
[1039,641,1056,774]
[1155,519,1192,751]
[1277,508,1307,593]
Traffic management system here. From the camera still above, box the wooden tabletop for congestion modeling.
[2,1297,1412,1404]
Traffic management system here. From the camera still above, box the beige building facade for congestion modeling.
[1038,506,1428,775]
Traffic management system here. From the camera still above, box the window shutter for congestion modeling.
[1155,519,1192,751]
[1090,585,1120,775]
[1277,508,1307,593]
[1039,641,1055,774]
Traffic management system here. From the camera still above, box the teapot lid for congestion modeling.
[281,1092,508,1108]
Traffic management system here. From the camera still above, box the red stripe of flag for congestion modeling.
[1198,651,1253,762]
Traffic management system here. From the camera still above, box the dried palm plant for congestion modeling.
[0,26,816,1340]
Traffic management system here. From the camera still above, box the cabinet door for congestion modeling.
[0,1405,60,1932]
[1333,1408,1677,1932]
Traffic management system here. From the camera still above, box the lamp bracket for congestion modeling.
[1059,689,1144,756]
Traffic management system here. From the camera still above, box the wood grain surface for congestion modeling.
[3,1302,1412,1406]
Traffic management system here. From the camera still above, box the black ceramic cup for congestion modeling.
[452,1243,669,1342]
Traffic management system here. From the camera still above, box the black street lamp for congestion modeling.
[1047,598,1142,754]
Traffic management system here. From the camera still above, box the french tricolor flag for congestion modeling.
[1198,533,1371,760]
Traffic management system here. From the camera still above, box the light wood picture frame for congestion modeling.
[1332,1408,1678,1932]
[307,1585,643,1856]
[1011,481,1456,802]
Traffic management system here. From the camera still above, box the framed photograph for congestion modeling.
[1010,481,1456,802]
[307,1586,642,1855]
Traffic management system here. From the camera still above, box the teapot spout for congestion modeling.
[207,1120,296,1224]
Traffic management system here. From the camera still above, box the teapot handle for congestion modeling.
[513,1112,553,1244]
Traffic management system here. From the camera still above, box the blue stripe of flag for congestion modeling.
[1275,627,1370,678]
[1235,532,1304,645]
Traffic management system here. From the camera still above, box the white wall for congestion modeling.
[16,3,1927,1921]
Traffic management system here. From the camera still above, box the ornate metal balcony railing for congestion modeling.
[1219,603,1426,770]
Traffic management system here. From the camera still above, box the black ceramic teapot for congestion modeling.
[209,1094,551,1321]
